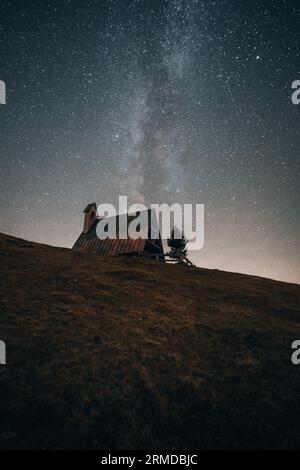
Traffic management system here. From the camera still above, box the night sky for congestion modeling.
[0,0,299,283]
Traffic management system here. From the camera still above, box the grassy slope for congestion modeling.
[0,232,300,449]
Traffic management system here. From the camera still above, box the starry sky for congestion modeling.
[0,0,299,283]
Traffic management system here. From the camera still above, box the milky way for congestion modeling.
[0,0,299,282]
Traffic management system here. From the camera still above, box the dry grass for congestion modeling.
[0,232,300,449]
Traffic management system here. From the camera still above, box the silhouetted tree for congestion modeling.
[167,227,187,259]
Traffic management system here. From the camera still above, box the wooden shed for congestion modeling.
[72,203,165,260]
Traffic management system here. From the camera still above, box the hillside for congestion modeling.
[0,232,299,449]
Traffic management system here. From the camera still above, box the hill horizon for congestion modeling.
[0,232,300,449]
[1,231,298,286]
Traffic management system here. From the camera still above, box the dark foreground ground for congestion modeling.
[0,232,299,449]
